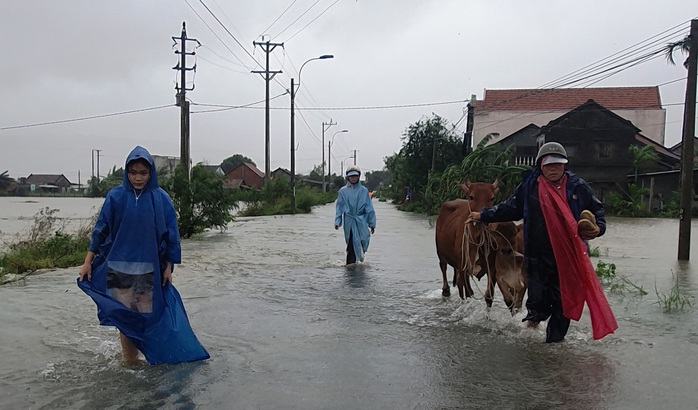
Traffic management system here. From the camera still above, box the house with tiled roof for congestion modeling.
[472,87,666,147]
[491,99,680,203]
[24,174,73,193]
[224,162,264,189]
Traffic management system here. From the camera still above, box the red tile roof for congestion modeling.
[478,87,662,111]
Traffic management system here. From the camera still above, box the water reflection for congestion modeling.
[344,263,369,288]
[1,199,697,409]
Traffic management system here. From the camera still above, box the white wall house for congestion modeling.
[471,87,666,147]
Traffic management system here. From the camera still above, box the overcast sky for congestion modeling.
[1,1,696,182]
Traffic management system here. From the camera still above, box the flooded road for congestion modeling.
[0,197,696,409]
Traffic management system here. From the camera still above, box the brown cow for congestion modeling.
[435,180,498,299]
[482,222,527,315]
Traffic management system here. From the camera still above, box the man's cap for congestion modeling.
[541,154,569,166]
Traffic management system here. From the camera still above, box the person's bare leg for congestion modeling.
[119,332,140,365]
[526,320,540,329]
[134,292,153,313]
[111,288,142,364]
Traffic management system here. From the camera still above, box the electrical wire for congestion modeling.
[285,0,341,42]
[260,0,300,38]
[0,105,173,132]
[182,0,256,71]
[272,0,322,39]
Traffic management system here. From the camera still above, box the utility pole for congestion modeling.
[91,149,95,181]
[94,149,102,180]
[677,19,698,260]
[431,135,437,171]
[290,78,297,213]
[253,40,283,182]
[463,95,476,156]
[321,120,336,192]
[172,22,198,180]
[353,149,357,165]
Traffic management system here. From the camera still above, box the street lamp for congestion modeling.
[290,54,333,213]
[328,129,349,189]
[340,154,354,183]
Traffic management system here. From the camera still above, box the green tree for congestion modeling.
[384,114,463,202]
[364,170,390,192]
[0,170,15,190]
[221,154,256,174]
[629,145,658,182]
[607,183,651,217]
[665,35,691,68]
[422,135,528,214]
[304,163,324,183]
[164,164,237,238]
[86,166,123,197]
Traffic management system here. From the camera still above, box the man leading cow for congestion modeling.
[470,142,618,343]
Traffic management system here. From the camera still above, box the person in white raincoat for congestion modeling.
[334,165,377,265]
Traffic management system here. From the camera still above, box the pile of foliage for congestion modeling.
[235,177,336,216]
[0,207,92,277]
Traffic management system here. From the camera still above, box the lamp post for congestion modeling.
[328,129,349,190]
[290,54,333,213]
[340,154,354,183]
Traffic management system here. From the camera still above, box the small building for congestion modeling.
[492,100,680,203]
[472,86,666,148]
[152,155,180,179]
[271,167,293,181]
[198,164,225,175]
[24,174,73,194]
[224,162,264,189]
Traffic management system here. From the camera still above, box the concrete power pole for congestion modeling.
[172,22,198,180]
[677,19,698,261]
[94,149,102,180]
[253,40,283,182]
[322,120,336,192]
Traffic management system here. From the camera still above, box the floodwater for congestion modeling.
[0,196,696,409]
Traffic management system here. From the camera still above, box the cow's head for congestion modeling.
[492,222,526,314]
[460,179,499,211]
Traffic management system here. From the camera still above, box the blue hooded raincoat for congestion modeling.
[334,180,376,262]
[78,146,209,364]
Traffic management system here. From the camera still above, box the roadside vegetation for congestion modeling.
[0,207,92,283]
[233,177,336,217]
[382,114,527,214]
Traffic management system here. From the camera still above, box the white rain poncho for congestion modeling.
[334,179,376,262]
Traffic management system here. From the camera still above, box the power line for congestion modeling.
[197,0,261,66]
[0,105,173,132]
[272,0,322,39]
[293,99,467,111]
[285,0,341,42]
[182,0,255,71]
[260,0,300,38]
[539,19,692,89]
[190,92,288,113]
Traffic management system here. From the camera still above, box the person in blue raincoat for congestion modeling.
[334,165,377,265]
[78,146,209,365]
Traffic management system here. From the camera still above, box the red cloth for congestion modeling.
[538,175,618,340]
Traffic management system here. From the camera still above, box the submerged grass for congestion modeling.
[0,207,93,283]
[655,273,694,313]
[595,260,648,297]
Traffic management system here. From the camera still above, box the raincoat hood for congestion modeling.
[123,145,158,190]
